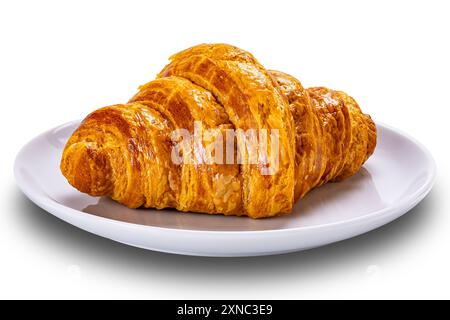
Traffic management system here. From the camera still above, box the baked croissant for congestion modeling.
[60,44,376,218]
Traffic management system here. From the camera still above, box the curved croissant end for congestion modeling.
[270,70,377,200]
[61,104,153,208]
[60,140,113,196]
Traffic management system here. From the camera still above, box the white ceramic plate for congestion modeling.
[14,120,436,257]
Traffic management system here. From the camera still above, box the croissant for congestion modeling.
[60,44,376,218]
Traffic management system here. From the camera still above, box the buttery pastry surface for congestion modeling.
[60,43,377,218]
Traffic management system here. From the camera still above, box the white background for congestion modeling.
[1,0,449,299]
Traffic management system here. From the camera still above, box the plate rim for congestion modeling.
[14,120,437,235]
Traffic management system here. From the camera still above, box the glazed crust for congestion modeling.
[270,71,376,200]
[60,44,377,218]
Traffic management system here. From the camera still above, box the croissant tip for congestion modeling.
[61,142,112,196]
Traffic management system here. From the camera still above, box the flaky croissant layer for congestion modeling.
[61,44,376,218]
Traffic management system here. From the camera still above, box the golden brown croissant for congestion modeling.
[60,44,376,218]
